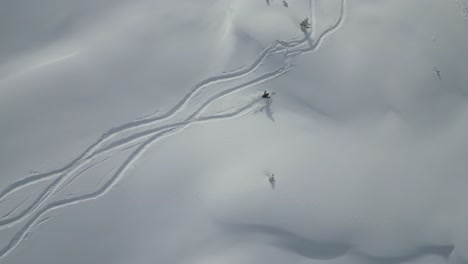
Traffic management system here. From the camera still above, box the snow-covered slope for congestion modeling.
[1,0,468,263]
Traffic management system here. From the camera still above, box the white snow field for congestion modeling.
[1,0,468,263]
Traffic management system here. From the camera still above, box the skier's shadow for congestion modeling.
[264,98,275,122]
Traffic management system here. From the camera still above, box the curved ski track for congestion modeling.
[0,0,348,260]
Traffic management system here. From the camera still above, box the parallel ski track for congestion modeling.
[0,64,293,232]
[0,97,264,259]
[0,44,291,228]
[0,40,288,204]
[286,0,347,58]
[51,157,110,197]
[0,0,347,260]
[1,195,32,220]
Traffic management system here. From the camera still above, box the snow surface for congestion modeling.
[1,0,468,263]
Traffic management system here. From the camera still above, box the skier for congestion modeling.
[262,91,270,98]
[268,173,276,189]
[300,18,311,32]
[433,67,442,80]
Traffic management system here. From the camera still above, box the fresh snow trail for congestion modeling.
[1,195,33,220]
[0,43,296,231]
[51,157,110,197]
[23,215,55,241]
[286,0,347,58]
[0,97,265,260]
[94,167,116,190]
[0,0,347,260]
[0,40,297,211]
[0,157,110,230]
[96,64,292,156]
[0,38,292,206]
[0,63,293,232]
[0,0,339,208]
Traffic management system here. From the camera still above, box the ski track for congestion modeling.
[51,156,110,197]
[94,167,116,190]
[0,158,111,231]
[23,215,55,242]
[0,39,286,204]
[94,64,292,157]
[1,195,32,220]
[0,42,297,229]
[286,0,347,58]
[0,44,291,232]
[0,97,265,260]
[0,62,294,231]
[0,0,348,260]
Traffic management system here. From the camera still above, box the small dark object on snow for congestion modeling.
[262,91,270,98]
[433,67,442,80]
[283,1,288,7]
[300,18,311,32]
[268,174,276,189]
